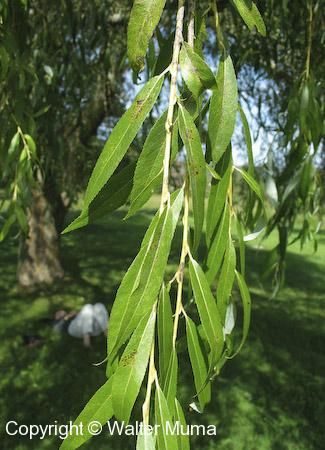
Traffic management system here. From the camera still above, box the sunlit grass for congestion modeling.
[0,205,324,449]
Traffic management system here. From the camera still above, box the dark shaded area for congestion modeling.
[0,208,324,449]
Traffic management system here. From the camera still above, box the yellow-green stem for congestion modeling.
[160,0,185,212]
[172,179,189,347]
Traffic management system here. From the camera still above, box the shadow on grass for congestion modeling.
[0,210,324,449]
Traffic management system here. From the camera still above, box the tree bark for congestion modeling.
[17,188,64,289]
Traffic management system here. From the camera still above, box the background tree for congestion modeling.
[0,0,129,287]
[1,0,323,294]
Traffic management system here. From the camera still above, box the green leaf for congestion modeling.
[128,0,167,72]
[59,377,114,450]
[84,75,164,208]
[194,11,207,57]
[63,163,135,234]
[8,131,20,158]
[189,255,224,365]
[227,270,251,358]
[206,203,230,283]
[155,383,179,450]
[217,239,236,324]
[127,112,179,218]
[15,204,28,233]
[206,163,221,181]
[180,42,216,98]
[158,284,173,382]
[174,399,190,450]
[235,167,264,202]
[179,103,206,251]
[136,432,156,450]
[128,113,166,217]
[299,157,313,201]
[232,0,267,36]
[208,55,238,163]
[224,303,236,336]
[186,317,211,411]
[206,147,232,245]
[107,189,183,371]
[0,213,16,242]
[236,215,246,276]
[24,134,37,158]
[243,218,266,242]
[238,105,254,176]
[163,349,178,414]
[112,307,156,422]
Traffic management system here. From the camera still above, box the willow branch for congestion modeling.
[172,0,194,347]
[211,0,225,52]
[305,0,313,80]
[160,0,185,212]
[172,180,189,347]
[142,304,157,426]
[188,0,195,47]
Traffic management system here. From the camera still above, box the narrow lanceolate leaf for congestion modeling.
[236,216,246,276]
[180,42,216,98]
[163,350,178,414]
[206,203,230,283]
[127,112,178,218]
[141,188,183,251]
[84,75,164,208]
[235,167,264,202]
[227,271,251,358]
[112,308,156,423]
[206,163,221,181]
[155,383,179,450]
[217,239,236,324]
[189,256,224,365]
[128,0,167,72]
[186,317,211,411]
[208,55,238,163]
[238,105,254,176]
[60,377,114,450]
[179,103,206,251]
[0,214,16,242]
[224,303,236,336]
[63,163,135,234]
[232,0,266,36]
[174,399,190,450]
[206,147,232,245]
[127,112,166,217]
[107,189,183,370]
[158,284,173,382]
[136,432,156,450]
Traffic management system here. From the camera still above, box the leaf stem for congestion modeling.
[211,0,225,52]
[142,305,158,426]
[172,180,189,347]
[172,0,194,348]
[305,0,313,80]
[187,0,195,48]
[160,0,185,212]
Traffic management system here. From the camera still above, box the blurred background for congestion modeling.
[0,1,324,449]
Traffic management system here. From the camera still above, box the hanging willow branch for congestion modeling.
[60,1,268,449]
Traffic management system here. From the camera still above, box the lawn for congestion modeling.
[0,204,324,450]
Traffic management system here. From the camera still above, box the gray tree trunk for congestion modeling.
[17,188,64,288]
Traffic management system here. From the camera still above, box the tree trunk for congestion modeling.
[17,188,64,289]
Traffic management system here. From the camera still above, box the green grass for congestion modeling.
[0,204,324,450]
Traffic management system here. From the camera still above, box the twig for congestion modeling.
[160,0,185,212]
[172,179,189,347]
[142,304,158,426]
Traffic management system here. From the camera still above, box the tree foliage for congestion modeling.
[1,1,323,446]
[0,0,129,238]
[59,1,290,449]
